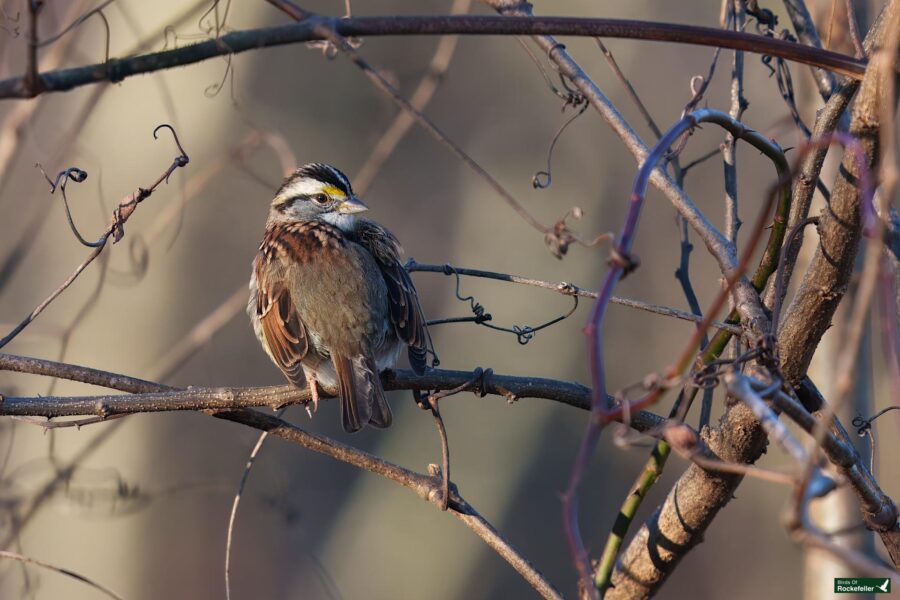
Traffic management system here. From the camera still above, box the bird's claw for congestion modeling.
[305,371,321,417]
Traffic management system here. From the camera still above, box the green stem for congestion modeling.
[595,441,669,593]
[593,115,790,595]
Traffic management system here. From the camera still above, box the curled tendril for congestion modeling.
[153,124,190,178]
[204,55,235,99]
[518,38,586,109]
[162,26,178,51]
[852,406,900,475]
[38,165,87,191]
[853,406,900,437]
[532,99,588,190]
[198,0,233,38]
[35,164,103,248]
[434,264,579,345]
[37,0,112,65]
[745,0,778,34]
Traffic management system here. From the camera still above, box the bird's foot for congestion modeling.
[305,372,321,415]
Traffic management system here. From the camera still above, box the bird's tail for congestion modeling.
[334,353,392,433]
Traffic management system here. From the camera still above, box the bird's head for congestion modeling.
[268,163,368,231]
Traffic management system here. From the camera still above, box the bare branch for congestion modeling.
[722,0,747,247]
[214,408,566,600]
[353,0,472,194]
[0,125,189,350]
[224,408,284,600]
[0,550,124,600]
[407,261,742,334]
[0,350,665,430]
[609,5,900,593]
[0,14,872,99]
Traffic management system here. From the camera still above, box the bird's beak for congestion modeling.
[337,196,369,214]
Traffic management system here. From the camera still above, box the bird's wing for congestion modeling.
[355,219,429,374]
[255,258,309,387]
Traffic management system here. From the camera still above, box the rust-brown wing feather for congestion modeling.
[356,220,428,373]
[256,269,308,388]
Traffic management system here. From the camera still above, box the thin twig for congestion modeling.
[0,125,189,350]
[0,0,88,197]
[407,261,742,334]
[722,0,747,247]
[224,407,286,600]
[353,0,472,194]
[845,0,865,58]
[427,394,451,512]
[593,38,662,140]
[486,1,772,330]
[0,550,125,600]
[23,0,42,95]
[0,1,209,299]
[36,0,114,51]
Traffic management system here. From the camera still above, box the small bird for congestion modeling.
[248,163,428,432]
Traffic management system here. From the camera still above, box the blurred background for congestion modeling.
[0,1,892,598]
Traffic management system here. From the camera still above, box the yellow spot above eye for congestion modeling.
[321,185,346,198]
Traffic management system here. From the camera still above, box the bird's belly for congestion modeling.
[374,338,403,372]
[301,334,401,389]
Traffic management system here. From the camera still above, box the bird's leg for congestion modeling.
[305,371,321,415]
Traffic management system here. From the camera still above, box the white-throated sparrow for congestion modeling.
[248,163,428,432]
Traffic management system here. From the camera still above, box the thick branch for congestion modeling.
[608,3,898,595]
[766,2,889,310]
[0,352,666,431]
[0,15,870,99]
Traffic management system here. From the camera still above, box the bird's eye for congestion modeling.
[312,193,329,205]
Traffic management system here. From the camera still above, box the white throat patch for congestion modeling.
[320,211,357,232]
